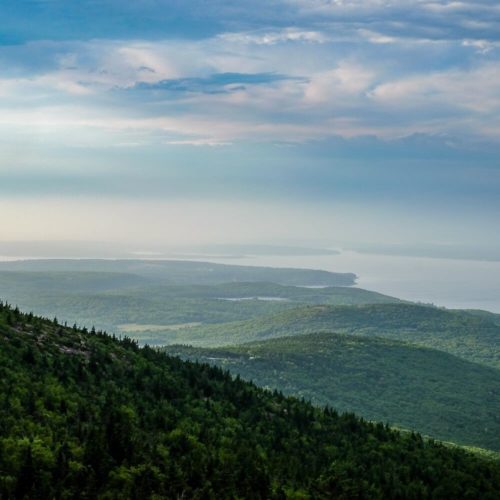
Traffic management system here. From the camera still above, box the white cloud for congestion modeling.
[286,0,399,11]
[113,44,182,82]
[358,29,397,44]
[422,2,471,13]
[217,28,330,45]
[461,39,496,53]
[304,63,375,103]
[0,26,499,149]
[369,63,500,114]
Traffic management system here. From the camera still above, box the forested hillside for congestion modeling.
[166,303,500,369]
[1,302,500,498]
[166,332,500,451]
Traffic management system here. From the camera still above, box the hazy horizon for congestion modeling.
[2,0,500,295]
[1,241,500,313]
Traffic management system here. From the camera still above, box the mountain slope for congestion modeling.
[166,332,500,451]
[163,303,500,369]
[1,302,500,498]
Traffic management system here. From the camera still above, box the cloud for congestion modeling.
[132,72,299,94]
[0,0,499,150]
[304,63,375,103]
[358,30,397,45]
[369,63,500,114]
[217,28,330,45]
[284,0,500,43]
[461,39,497,53]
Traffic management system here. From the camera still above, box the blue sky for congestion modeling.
[1,0,499,250]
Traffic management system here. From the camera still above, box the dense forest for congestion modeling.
[1,302,500,498]
[166,332,500,451]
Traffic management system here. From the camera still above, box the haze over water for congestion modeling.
[1,247,499,313]
[200,251,500,313]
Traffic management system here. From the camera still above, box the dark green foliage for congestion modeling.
[1,303,500,498]
[166,332,500,451]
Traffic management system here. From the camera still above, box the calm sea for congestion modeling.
[202,251,500,313]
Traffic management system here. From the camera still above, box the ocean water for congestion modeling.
[201,251,500,313]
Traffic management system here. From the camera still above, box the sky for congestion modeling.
[1,0,500,253]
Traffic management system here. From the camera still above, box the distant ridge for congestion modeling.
[0,258,356,286]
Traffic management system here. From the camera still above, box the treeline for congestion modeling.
[1,301,500,499]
